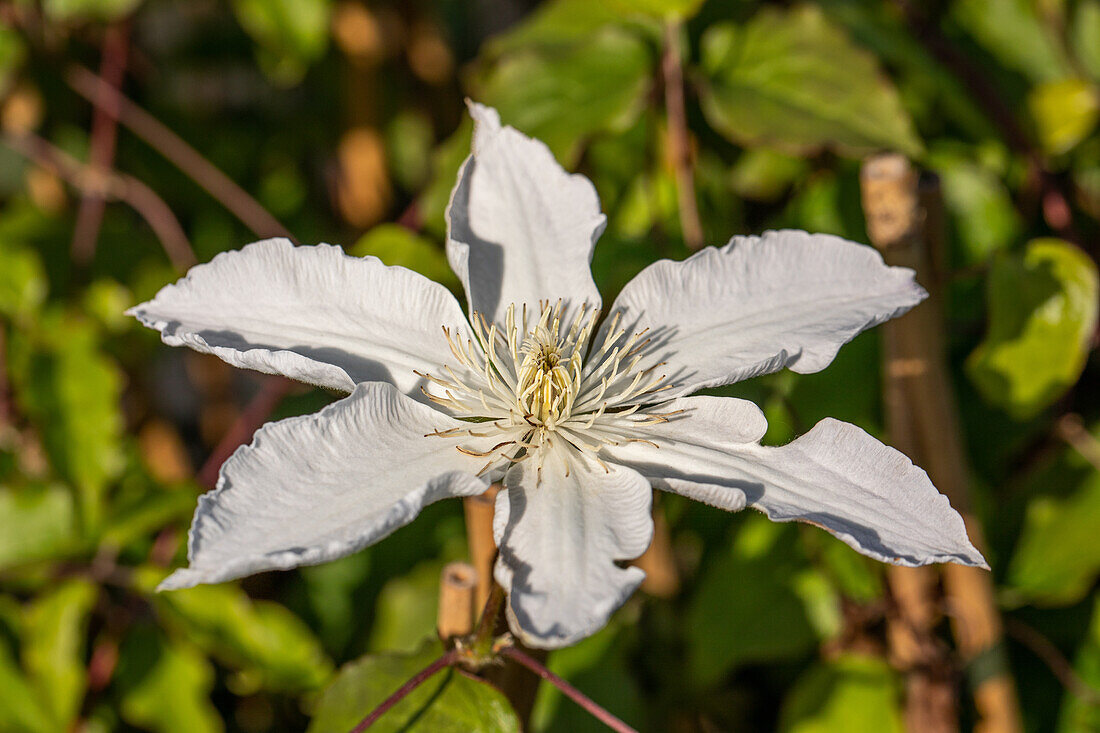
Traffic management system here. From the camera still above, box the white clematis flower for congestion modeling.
[130,103,986,649]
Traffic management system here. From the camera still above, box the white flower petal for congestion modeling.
[129,238,471,395]
[603,230,926,398]
[446,102,605,326]
[159,382,489,590]
[604,397,986,568]
[492,448,653,648]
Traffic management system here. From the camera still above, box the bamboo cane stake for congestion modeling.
[861,153,1022,733]
[437,562,477,641]
[463,485,499,612]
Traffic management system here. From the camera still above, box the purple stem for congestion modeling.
[501,647,639,733]
[349,650,458,733]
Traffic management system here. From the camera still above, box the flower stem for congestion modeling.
[661,19,703,251]
[500,647,638,733]
[348,649,458,733]
[471,581,505,652]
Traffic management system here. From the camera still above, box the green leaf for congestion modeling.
[1028,78,1100,156]
[966,239,1100,419]
[927,146,1021,265]
[0,483,77,570]
[41,0,143,22]
[367,560,443,655]
[419,120,472,240]
[952,0,1072,83]
[307,640,521,733]
[23,580,96,727]
[141,571,333,693]
[1072,0,1100,82]
[1057,595,1100,732]
[349,225,460,294]
[474,28,653,165]
[0,24,26,93]
[81,279,133,334]
[699,6,923,158]
[779,655,903,733]
[231,0,331,85]
[0,640,53,733]
[484,0,660,55]
[117,629,222,733]
[12,315,124,532]
[1007,437,1100,605]
[729,148,809,202]
[99,490,198,551]
[0,241,46,319]
[687,516,820,684]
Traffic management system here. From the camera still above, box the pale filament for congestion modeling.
[419,301,676,480]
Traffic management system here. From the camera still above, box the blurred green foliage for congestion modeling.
[0,0,1098,730]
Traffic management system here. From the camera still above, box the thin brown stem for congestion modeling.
[660,20,703,250]
[471,581,505,650]
[1055,414,1100,472]
[500,647,638,733]
[1004,618,1100,705]
[3,130,196,271]
[349,649,458,733]
[196,375,293,489]
[66,65,293,241]
[71,22,128,266]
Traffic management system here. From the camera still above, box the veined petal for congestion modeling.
[604,396,986,568]
[129,238,471,395]
[493,448,653,648]
[159,382,489,590]
[602,230,926,398]
[446,102,604,326]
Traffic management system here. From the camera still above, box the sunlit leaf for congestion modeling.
[41,0,143,22]
[1073,0,1100,82]
[23,580,96,727]
[475,28,652,165]
[307,640,521,733]
[952,0,1072,82]
[0,241,46,319]
[0,640,53,733]
[0,483,77,570]
[729,148,809,202]
[12,314,124,532]
[928,146,1022,266]
[350,224,460,294]
[966,239,1100,418]
[1028,79,1100,156]
[117,629,222,733]
[484,0,660,54]
[779,655,903,733]
[1007,435,1100,606]
[231,0,332,85]
[699,6,923,158]
[139,569,333,693]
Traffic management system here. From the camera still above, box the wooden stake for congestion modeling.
[437,562,477,641]
[861,154,1022,733]
[463,485,499,611]
[635,499,680,598]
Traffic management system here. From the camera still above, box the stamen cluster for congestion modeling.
[418,301,674,478]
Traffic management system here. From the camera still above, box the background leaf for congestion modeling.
[699,5,923,158]
[967,239,1100,418]
[307,640,521,733]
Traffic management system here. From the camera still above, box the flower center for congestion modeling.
[417,301,675,478]
[517,326,575,425]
